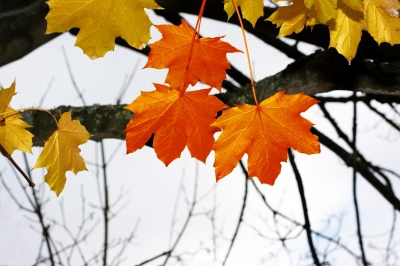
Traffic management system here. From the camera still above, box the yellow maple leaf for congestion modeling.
[329,0,365,63]
[364,0,400,45]
[33,111,91,196]
[304,0,338,23]
[224,0,264,27]
[0,81,33,155]
[267,0,309,37]
[45,0,159,59]
[267,0,319,37]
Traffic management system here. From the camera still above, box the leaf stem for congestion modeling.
[1,107,59,127]
[183,0,207,92]
[231,0,258,106]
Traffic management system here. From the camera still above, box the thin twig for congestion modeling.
[352,93,368,266]
[0,143,35,187]
[61,46,86,106]
[363,99,400,132]
[222,160,248,266]
[38,77,55,107]
[169,169,185,248]
[386,208,397,264]
[0,170,34,212]
[116,59,140,104]
[162,162,199,265]
[22,153,55,266]
[100,140,109,266]
[288,149,321,266]
[136,251,171,266]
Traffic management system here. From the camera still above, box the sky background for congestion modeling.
[0,10,400,266]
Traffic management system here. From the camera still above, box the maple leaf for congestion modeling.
[33,111,91,196]
[0,81,33,155]
[328,0,365,63]
[364,0,400,45]
[212,91,320,185]
[124,83,227,165]
[223,0,264,27]
[304,0,338,23]
[45,0,159,59]
[267,0,311,37]
[144,19,241,92]
[267,0,322,37]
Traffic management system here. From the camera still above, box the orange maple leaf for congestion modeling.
[124,83,227,165]
[144,19,242,92]
[212,91,320,185]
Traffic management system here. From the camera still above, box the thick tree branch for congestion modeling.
[23,104,132,147]
[22,45,400,147]
[0,0,60,67]
[219,49,400,106]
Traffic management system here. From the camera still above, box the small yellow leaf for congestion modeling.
[329,0,365,63]
[267,0,308,37]
[33,111,91,196]
[45,0,159,58]
[224,0,264,27]
[304,0,338,23]
[267,0,319,37]
[365,0,400,45]
[0,81,33,155]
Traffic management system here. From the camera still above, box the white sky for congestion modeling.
[0,10,400,266]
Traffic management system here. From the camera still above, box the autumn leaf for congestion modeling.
[33,111,91,196]
[212,91,320,185]
[267,0,314,37]
[144,19,241,92]
[45,0,159,59]
[125,83,227,165]
[0,81,33,155]
[304,0,338,23]
[364,0,400,45]
[267,0,322,37]
[223,0,264,27]
[269,0,400,63]
[328,0,365,63]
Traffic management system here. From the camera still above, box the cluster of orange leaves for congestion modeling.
[123,17,320,185]
[4,0,399,195]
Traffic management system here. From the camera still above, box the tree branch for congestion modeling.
[311,127,400,212]
[288,149,321,266]
[0,0,60,67]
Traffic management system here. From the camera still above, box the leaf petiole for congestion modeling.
[1,107,59,127]
[183,0,208,91]
[231,0,258,106]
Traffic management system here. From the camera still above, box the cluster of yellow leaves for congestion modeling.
[267,0,400,62]
[0,82,91,196]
